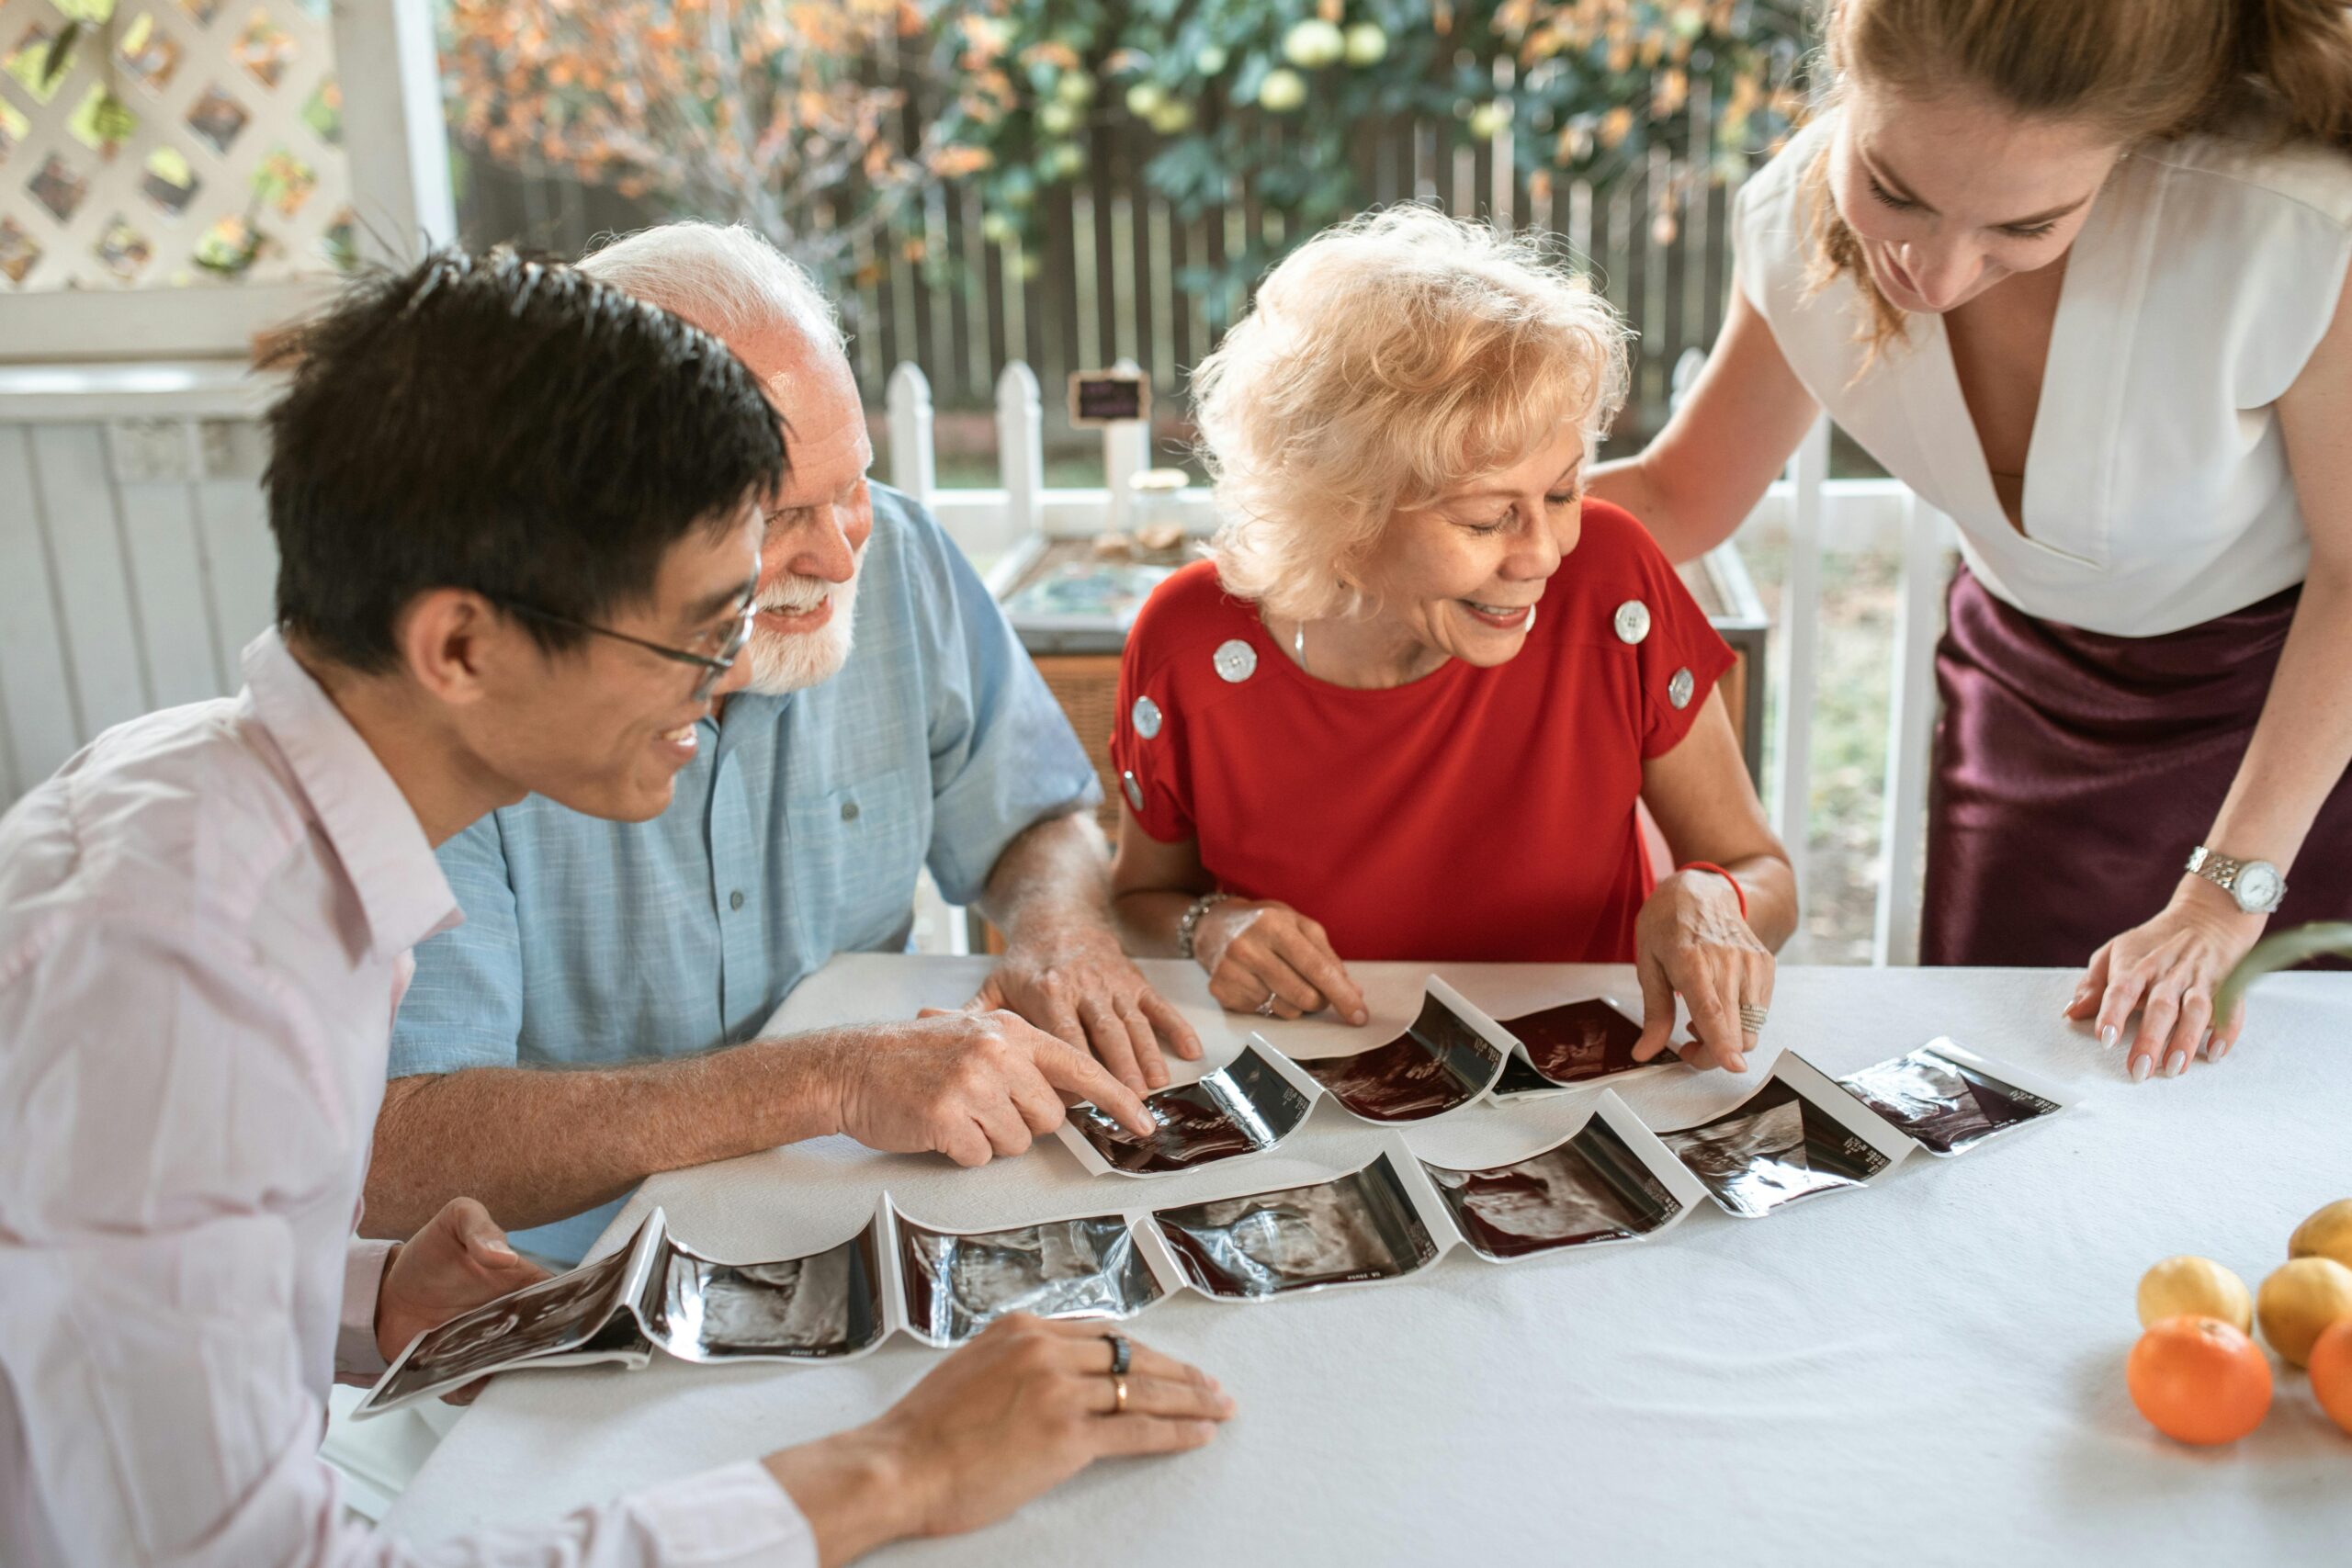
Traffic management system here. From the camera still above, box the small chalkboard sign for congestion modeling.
[1068,368,1151,427]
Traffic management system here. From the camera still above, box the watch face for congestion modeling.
[2235,863,2283,911]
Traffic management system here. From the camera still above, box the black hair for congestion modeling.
[263,247,786,672]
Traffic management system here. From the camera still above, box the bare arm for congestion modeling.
[367,1033,848,1239]
[1109,806,1368,1025]
[1107,807,1213,956]
[966,807,1204,1092]
[1626,689,1797,1071]
[367,1008,1152,1240]
[1588,278,1822,563]
[2071,256,2352,1077]
[1639,689,1800,953]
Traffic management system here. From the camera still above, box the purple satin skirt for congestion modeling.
[1920,565,2352,967]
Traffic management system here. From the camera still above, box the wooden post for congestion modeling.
[997,361,1045,537]
[331,0,459,265]
[885,362,935,507]
[1873,491,1951,966]
[1770,413,1832,940]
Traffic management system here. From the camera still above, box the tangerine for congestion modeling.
[2126,1314,2273,1446]
[2311,1318,2352,1438]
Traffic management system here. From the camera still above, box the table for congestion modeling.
[388,958,2352,1564]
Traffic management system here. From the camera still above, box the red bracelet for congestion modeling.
[1678,861,1748,920]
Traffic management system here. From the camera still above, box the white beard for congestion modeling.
[742,555,862,694]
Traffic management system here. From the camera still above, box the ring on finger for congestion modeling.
[1102,1332,1131,1377]
[1255,989,1278,1017]
[1738,1003,1769,1032]
[1111,1373,1130,1415]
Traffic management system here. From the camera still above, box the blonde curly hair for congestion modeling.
[1193,206,1630,623]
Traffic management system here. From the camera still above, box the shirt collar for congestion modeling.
[242,627,461,958]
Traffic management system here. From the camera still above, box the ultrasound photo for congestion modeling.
[369,1241,639,1408]
[1296,986,1507,1122]
[1427,1117,1685,1259]
[899,1213,1162,1345]
[1660,1078,1893,1218]
[654,1226,887,1362]
[1492,997,1654,1097]
[1060,1043,1311,1175]
[1152,1153,1441,1299]
[1836,1042,2064,1156]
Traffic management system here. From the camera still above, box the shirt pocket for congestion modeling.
[785,761,932,953]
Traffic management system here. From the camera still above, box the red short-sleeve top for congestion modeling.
[1110,500,1734,964]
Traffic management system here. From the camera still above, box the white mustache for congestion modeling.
[758,579,835,615]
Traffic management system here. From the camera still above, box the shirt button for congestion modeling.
[841,800,860,822]
[1668,667,1695,709]
[729,889,746,911]
[1613,600,1652,644]
[1212,639,1258,682]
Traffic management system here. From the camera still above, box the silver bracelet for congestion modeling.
[1176,891,1232,961]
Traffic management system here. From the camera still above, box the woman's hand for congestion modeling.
[2064,876,2261,1080]
[1630,868,1775,1073]
[764,1316,1234,1564]
[1193,899,1370,1024]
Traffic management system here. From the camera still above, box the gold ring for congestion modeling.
[1112,1374,1129,1415]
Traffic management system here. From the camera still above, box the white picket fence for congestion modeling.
[0,356,1953,963]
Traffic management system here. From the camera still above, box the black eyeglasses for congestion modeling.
[493,593,756,703]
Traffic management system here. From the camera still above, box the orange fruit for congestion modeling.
[2126,1314,2273,1446]
[2312,1318,2352,1438]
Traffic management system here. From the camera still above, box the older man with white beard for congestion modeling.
[369,222,1196,1263]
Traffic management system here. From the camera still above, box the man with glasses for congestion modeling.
[0,249,1223,1567]
[371,222,1200,1265]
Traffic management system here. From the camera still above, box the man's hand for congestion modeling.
[374,1197,548,1376]
[819,1010,1155,1167]
[970,922,1203,1094]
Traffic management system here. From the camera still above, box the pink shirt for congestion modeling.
[0,629,814,1567]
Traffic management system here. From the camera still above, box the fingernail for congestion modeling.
[1351,1010,1368,1026]
[2129,1055,2151,1083]
[2213,1037,2233,1060]
[2100,1026,2118,1049]
[2165,1050,2187,1077]
[482,1237,516,1259]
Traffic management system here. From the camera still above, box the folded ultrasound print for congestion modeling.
[1478,994,1682,1100]
[892,1202,1167,1347]
[1285,977,1513,1122]
[1656,1054,1916,1219]
[356,1205,894,1416]
[1144,1090,1707,1301]
[1057,1043,1315,1177]
[1149,1151,1448,1300]
[1419,1093,1710,1260]
[1832,1039,2068,1156]
[361,1196,1181,1414]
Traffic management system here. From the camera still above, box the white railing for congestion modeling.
[0,358,1951,964]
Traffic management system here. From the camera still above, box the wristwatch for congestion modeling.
[2185,846,2287,914]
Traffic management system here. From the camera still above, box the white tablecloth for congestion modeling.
[387,959,2352,1564]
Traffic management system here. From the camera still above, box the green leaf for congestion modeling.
[40,21,83,92]
[2214,922,2352,1023]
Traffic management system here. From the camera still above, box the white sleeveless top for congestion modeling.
[1734,113,2352,637]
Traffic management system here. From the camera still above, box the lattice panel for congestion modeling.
[0,0,351,291]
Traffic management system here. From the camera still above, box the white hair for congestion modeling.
[1194,206,1630,623]
[577,221,844,348]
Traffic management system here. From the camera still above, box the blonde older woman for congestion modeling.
[1108,209,1795,1072]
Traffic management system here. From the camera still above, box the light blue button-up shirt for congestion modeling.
[388,486,1100,1261]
